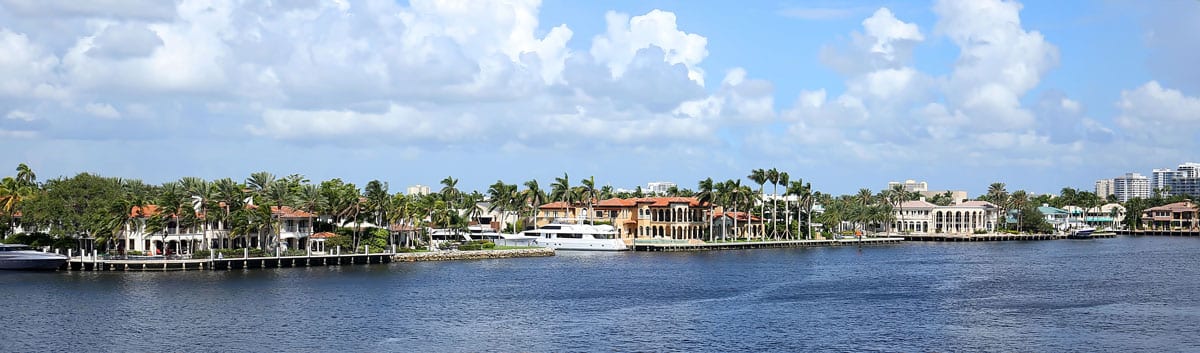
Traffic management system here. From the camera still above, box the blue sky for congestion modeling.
[0,0,1197,197]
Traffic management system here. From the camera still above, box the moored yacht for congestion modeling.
[1067,226,1096,239]
[521,222,628,251]
[0,244,68,270]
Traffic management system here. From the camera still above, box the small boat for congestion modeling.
[0,244,69,270]
[521,222,628,251]
[1067,226,1096,239]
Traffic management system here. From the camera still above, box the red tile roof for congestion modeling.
[1145,202,1197,212]
[310,231,338,239]
[538,201,572,210]
[596,198,637,207]
[714,211,761,222]
[271,206,314,218]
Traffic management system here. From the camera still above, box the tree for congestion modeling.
[696,178,715,241]
[550,173,578,221]
[439,176,460,205]
[580,176,597,225]
[748,169,767,240]
[777,171,790,239]
[766,168,780,239]
[522,179,545,230]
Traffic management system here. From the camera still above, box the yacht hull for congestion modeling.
[0,257,68,270]
[534,239,628,251]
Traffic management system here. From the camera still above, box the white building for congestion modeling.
[1113,172,1150,202]
[406,184,431,196]
[891,199,1001,234]
[646,181,677,195]
[888,180,928,192]
[1152,168,1176,191]
[1095,179,1114,199]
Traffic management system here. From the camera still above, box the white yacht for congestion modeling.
[521,222,628,251]
[0,244,69,270]
[466,224,538,246]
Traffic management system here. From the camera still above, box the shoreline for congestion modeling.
[392,248,555,262]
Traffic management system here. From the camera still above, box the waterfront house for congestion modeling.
[633,197,709,240]
[1140,202,1199,230]
[891,199,1000,234]
[1037,204,1070,228]
[1063,203,1126,229]
[273,206,315,251]
[712,211,764,240]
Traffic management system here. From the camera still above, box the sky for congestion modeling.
[0,0,1198,197]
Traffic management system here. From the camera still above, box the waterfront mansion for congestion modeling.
[537,197,763,240]
[891,199,1002,234]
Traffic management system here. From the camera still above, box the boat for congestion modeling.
[466,224,537,246]
[520,222,628,251]
[1067,226,1096,239]
[0,244,69,270]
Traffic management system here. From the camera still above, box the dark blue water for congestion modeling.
[3,236,1199,352]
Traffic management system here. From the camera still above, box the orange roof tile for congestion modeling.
[310,231,338,239]
[271,206,314,218]
[538,201,572,210]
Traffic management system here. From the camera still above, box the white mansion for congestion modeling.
[891,199,1002,234]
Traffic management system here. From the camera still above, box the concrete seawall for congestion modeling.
[392,248,555,262]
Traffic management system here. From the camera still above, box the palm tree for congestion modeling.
[182,177,215,251]
[696,178,715,241]
[523,179,545,230]
[440,176,460,205]
[550,173,578,221]
[15,163,36,188]
[855,188,873,234]
[580,176,597,225]
[888,184,907,234]
[777,171,789,239]
[715,180,732,241]
[1011,190,1029,233]
[747,169,766,240]
[212,178,244,249]
[766,168,780,239]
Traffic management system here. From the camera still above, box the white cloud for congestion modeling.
[1116,81,1200,144]
[862,8,923,61]
[5,110,35,121]
[934,0,1058,132]
[590,10,709,86]
[674,68,775,123]
[83,102,120,119]
[0,28,64,99]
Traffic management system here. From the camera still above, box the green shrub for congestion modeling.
[973,229,989,234]
[458,240,496,251]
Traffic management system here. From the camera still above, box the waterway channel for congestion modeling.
[3,236,1198,352]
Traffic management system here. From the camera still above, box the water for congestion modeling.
[3,236,1199,352]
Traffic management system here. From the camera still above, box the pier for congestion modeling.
[66,252,393,271]
[1116,230,1200,237]
[632,237,903,252]
[899,233,1060,241]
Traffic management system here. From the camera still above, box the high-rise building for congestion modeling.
[1095,179,1114,199]
[1112,173,1150,202]
[406,184,431,196]
[646,182,677,195]
[887,179,929,192]
[1152,168,1177,191]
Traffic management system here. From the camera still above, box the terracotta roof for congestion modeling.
[596,198,637,207]
[271,206,314,218]
[538,201,572,210]
[1145,202,1198,212]
[633,197,706,207]
[310,231,338,239]
[131,205,160,217]
[713,211,762,222]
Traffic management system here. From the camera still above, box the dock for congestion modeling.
[1116,230,1200,236]
[66,252,394,271]
[898,232,1115,242]
[632,237,904,252]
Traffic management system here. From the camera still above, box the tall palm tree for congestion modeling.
[696,178,715,241]
[550,173,578,221]
[888,184,907,234]
[777,171,790,239]
[747,169,766,240]
[523,179,545,230]
[439,176,460,205]
[766,168,779,239]
[15,163,36,188]
[715,180,732,241]
[580,176,597,225]
[1011,190,1029,233]
[182,177,215,251]
[212,178,243,249]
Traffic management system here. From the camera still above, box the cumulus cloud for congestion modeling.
[934,0,1058,132]
[1116,81,1200,144]
[590,10,709,85]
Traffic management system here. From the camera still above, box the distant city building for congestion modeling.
[887,180,967,204]
[1113,173,1150,202]
[1094,179,1114,199]
[1148,163,1200,198]
[406,184,431,196]
[888,180,928,192]
[1152,168,1176,191]
[646,182,677,195]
